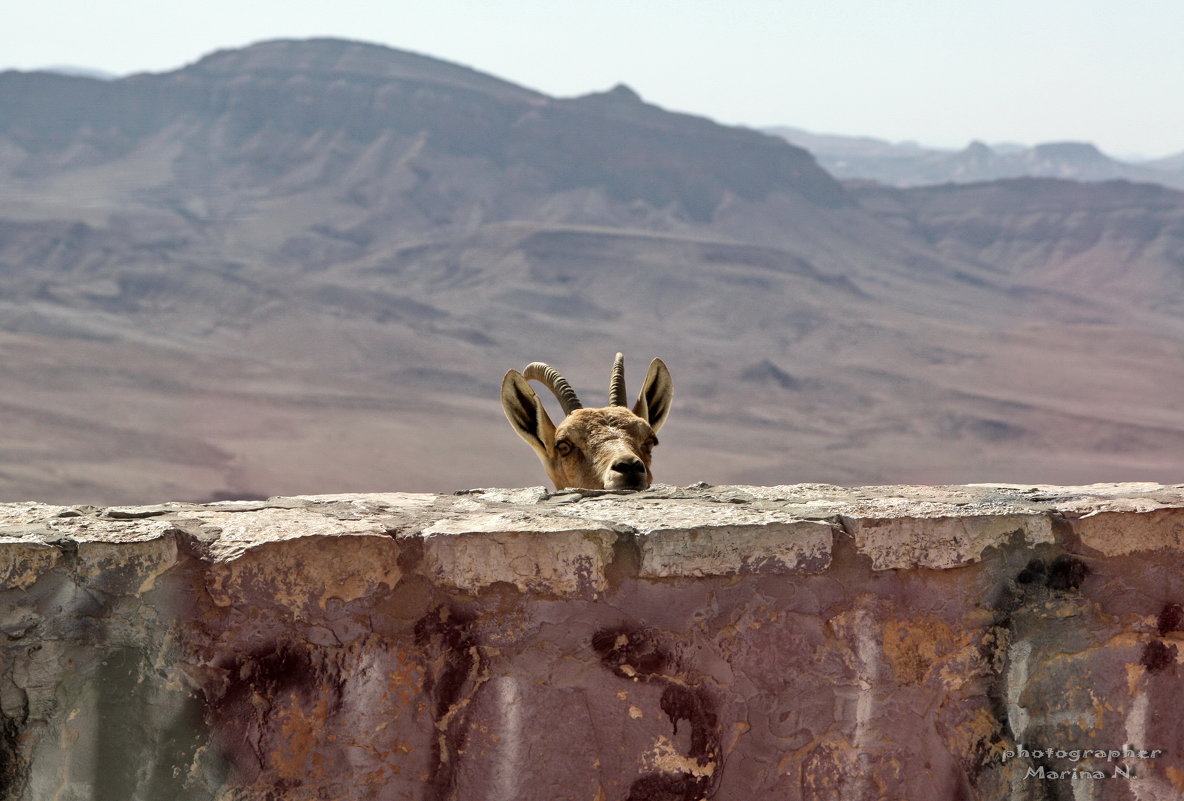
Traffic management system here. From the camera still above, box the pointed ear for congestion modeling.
[632,358,673,433]
[501,370,557,458]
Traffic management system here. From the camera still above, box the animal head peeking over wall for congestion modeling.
[501,353,673,490]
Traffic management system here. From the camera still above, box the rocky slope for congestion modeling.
[855,178,1184,312]
[2,39,1184,504]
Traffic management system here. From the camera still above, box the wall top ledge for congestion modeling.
[2,482,1182,588]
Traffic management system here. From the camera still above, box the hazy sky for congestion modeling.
[3,0,1182,158]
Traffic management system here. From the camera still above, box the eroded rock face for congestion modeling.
[1,482,1183,800]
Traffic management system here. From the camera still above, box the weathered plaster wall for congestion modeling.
[1,482,1183,801]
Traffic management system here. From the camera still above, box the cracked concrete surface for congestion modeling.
[1,481,1183,800]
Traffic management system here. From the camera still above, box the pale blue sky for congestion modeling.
[3,0,1181,158]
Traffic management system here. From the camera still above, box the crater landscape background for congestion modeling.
[2,38,1183,504]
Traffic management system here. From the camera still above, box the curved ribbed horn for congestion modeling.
[608,352,626,406]
[523,362,583,416]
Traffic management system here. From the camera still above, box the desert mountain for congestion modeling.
[2,38,1183,504]
[768,125,1184,190]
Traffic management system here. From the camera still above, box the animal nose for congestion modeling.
[611,458,646,476]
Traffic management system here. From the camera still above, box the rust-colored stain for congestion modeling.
[881,615,960,686]
[1089,689,1111,733]
[800,737,859,800]
[272,693,332,781]
[1125,661,1146,694]
[945,706,1003,765]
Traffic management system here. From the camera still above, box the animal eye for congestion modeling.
[555,439,575,457]
[647,436,659,448]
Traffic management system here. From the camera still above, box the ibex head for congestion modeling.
[501,353,673,491]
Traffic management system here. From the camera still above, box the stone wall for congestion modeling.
[1,481,1182,801]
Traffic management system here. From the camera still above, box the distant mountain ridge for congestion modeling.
[2,38,1184,503]
[767,125,1184,190]
[185,38,550,110]
[2,40,846,223]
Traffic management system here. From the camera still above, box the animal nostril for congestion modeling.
[612,459,645,475]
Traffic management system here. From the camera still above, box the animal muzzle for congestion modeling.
[604,455,650,490]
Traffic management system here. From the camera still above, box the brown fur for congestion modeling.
[501,357,673,490]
